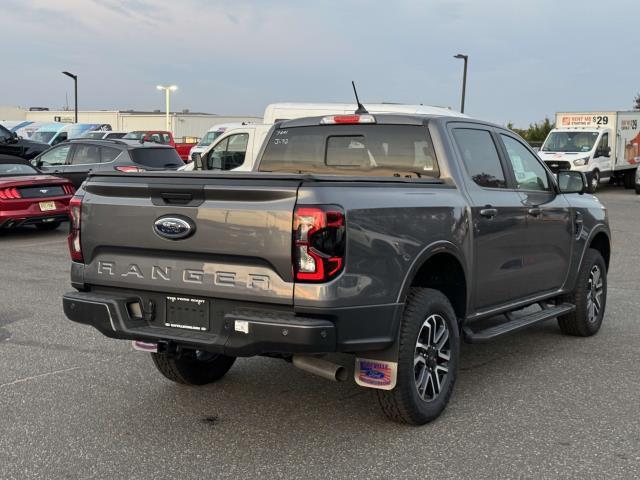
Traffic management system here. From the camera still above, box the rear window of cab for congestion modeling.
[130,148,183,169]
[259,124,439,178]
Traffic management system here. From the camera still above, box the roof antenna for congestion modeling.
[351,81,369,114]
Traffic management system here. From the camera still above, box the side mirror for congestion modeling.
[557,170,586,195]
[192,152,203,170]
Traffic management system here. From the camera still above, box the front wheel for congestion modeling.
[558,249,607,336]
[151,350,236,385]
[376,288,459,425]
[587,170,599,193]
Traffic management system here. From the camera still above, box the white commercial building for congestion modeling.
[1,107,261,140]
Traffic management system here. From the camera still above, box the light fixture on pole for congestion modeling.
[453,54,468,114]
[62,71,78,123]
[156,85,178,132]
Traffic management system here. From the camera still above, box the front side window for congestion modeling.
[162,133,171,144]
[208,134,249,170]
[597,133,609,154]
[38,144,72,166]
[501,134,551,191]
[70,144,101,165]
[452,128,506,188]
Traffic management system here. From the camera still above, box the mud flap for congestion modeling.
[354,326,401,390]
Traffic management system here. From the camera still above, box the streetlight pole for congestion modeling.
[156,85,177,133]
[453,54,468,114]
[62,71,78,123]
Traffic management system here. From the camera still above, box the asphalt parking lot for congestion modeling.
[1,186,639,480]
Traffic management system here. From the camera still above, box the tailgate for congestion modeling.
[80,173,302,305]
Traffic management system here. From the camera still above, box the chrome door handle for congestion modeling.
[528,207,542,217]
[480,208,498,218]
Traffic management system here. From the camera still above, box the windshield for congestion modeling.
[0,163,38,175]
[82,132,106,139]
[198,130,223,147]
[123,132,144,140]
[259,124,439,178]
[32,131,56,143]
[542,131,600,153]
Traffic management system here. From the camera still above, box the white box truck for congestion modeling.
[539,111,640,192]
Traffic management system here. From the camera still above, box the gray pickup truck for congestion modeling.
[63,113,610,425]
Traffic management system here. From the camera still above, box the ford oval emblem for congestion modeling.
[153,216,195,240]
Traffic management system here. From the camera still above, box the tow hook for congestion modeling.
[142,299,156,322]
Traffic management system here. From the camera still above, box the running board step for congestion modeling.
[463,303,575,344]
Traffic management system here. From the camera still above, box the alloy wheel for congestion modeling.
[586,265,604,324]
[414,314,450,402]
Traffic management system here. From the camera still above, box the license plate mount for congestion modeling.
[39,201,56,211]
[165,296,210,331]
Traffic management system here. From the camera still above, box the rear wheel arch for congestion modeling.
[399,245,468,322]
[588,230,610,271]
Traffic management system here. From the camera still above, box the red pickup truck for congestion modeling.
[122,131,196,161]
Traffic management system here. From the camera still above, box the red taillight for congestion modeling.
[62,184,75,195]
[67,195,83,262]
[320,114,376,125]
[115,166,146,172]
[0,187,22,199]
[293,205,345,282]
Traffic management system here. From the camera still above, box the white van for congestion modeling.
[182,102,465,172]
[32,123,113,145]
[181,124,271,172]
[186,122,252,162]
[262,102,462,124]
[539,111,640,193]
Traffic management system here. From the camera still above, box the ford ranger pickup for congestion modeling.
[63,113,611,425]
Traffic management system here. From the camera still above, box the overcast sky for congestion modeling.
[2,0,639,127]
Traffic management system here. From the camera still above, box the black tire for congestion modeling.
[35,221,61,231]
[376,288,459,425]
[587,170,599,193]
[635,184,640,195]
[623,171,635,190]
[151,350,235,385]
[558,249,607,337]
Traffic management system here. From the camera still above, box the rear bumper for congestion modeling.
[1,213,69,229]
[62,289,402,357]
[0,199,69,228]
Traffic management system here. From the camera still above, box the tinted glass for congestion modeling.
[260,125,438,177]
[130,148,183,168]
[453,128,506,188]
[597,133,609,151]
[199,130,222,146]
[501,134,550,191]
[32,131,56,143]
[0,125,11,141]
[123,132,144,140]
[82,132,106,139]
[70,144,101,165]
[101,146,121,163]
[207,134,248,170]
[39,144,72,166]
[0,163,38,175]
[105,132,126,139]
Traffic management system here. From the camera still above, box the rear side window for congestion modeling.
[70,144,101,165]
[452,128,507,189]
[130,148,183,168]
[259,125,438,177]
[101,146,121,163]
